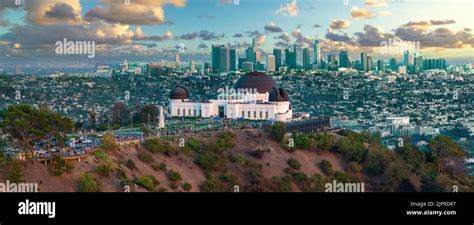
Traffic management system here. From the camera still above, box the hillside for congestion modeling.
[1,128,472,192]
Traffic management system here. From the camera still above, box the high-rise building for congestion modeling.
[377,59,384,71]
[238,58,247,70]
[15,65,22,75]
[403,50,410,66]
[360,52,368,72]
[339,50,349,68]
[367,56,373,71]
[230,49,236,71]
[242,62,254,71]
[414,52,423,74]
[422,58,447,70]
[285,44,297,69]
[220,47,230,72]
[313,40,321,67]
[273,48,282,70]
[189,61,196,72]
[175,54,180,67]
[389,58,397,71]
[212,45,234,73]
[302,48,311,70]
[267,55,276,72]
[255,50,261,62]
[327,54,336,65]
[212,45,224,73]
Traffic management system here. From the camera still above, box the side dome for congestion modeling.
[233,72,277,93]
[269,87,289,102]
[170,85,189,99]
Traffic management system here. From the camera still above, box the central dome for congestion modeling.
[233,72,277,93]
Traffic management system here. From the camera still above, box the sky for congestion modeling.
[0,0,473,67]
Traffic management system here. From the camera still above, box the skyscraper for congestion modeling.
[303,48,311,70]
[313,40,321,67]
[327,54,336,65]
[285,44,297,69]
[389,58,397,71]
[230,49,236,71]
[360,52,368,72]
[377,59,384,71]
[175,54,180,67]
[413,52,422,74]
[367,56,373,71]
[273,48,282,71]
[403,50,410,66]
[339,50,349,68]
[212,45,224,73]
[212,45,234,73]
[267,55,276,72]
[15,65,22,75]
[220,47,230,72]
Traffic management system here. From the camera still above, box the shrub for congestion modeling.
[182,182,192,191]
[167,170,182,182]
[101,133,119,151]
[134,175,159,191]
[196,151,224,171]
[78,173,100,192]
[50,155,74,176]
[318,160,333,176]
[294,133,313,150]
[151,162,167,171]
[287,158,301,170]
[169,182,178,190]
[126,159,136,170]
[347,161,362,175]
[116,168,130,186]
[158,187,167,192]
[230,154,246,168]
[95,163,112,176]
[94,150,109,162]
[269,122,285,142]
[7,160,23,183]
[143,138,177,156]
[137,151,154,164]
[186,138,201,151]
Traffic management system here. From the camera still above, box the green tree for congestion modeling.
[101,133,119,151]
[7,160,24,183]
[78,172,100,192]
[270,122,285,142]
[318,160,333,176]
[287,158,301,170]
[428,135,467,174]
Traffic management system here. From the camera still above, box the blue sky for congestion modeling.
[0,0,473,65]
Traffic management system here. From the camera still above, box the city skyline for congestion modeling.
[0,0,473,67]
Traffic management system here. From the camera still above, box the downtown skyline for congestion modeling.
[0,0,473,67]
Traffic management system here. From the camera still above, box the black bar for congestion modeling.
[0,193,473,225]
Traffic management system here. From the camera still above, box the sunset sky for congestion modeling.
[0,0,473,66]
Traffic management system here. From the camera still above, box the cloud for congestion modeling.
[394,25,474,48]
[329,19,350,30]
[198,43,208,49]
[197,15,214,19]
[291,29,314,48]
[402,20,456,28]
[277,32,291,43]
[44,3,81,22]
[24,0,83,25]
[175,30,223,41]
[246,30,265,45]
[351,6,375,20]
[85,0,186,25]
[135,30,173,42]
[313,24,321,28]
[378,11,391,16]
[233,33,243,38]
[365,0,387,7]
[264,22,283,33]
[354,24,394,47]
[325,30,355,44]
[275,0,298,17]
